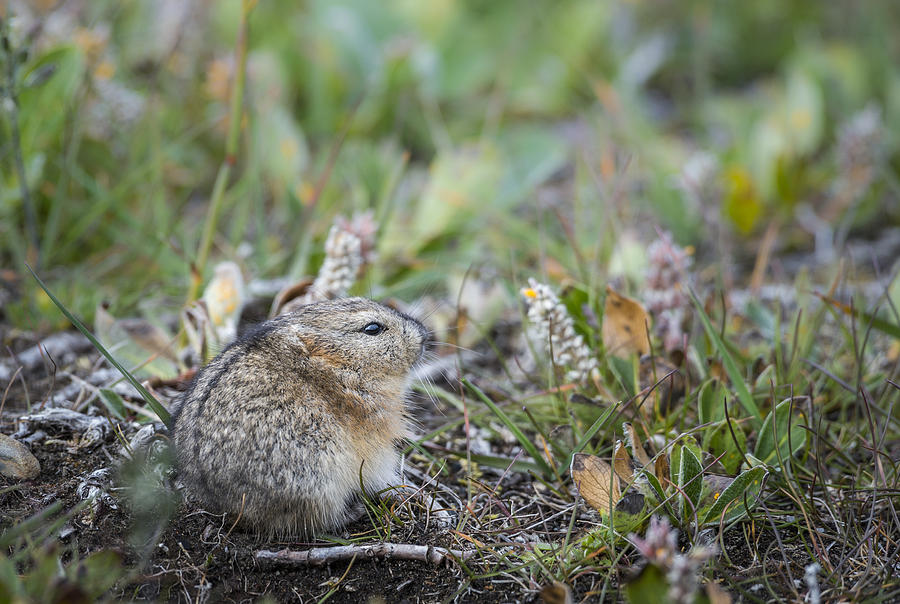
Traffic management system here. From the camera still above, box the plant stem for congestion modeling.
[186,0,255,304]
[2,18,39,267]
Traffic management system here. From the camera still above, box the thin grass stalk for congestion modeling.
[2,19,38,267]
[27,265,172,426]
[689,288,762,422]
[462,378,555,479]
[186,0,255,305]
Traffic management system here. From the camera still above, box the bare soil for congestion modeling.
[2,270,896,603]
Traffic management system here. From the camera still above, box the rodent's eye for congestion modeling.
[362,322,385,336]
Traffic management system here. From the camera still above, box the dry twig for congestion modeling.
[255,543,473,566]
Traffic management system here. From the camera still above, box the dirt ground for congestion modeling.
[2,241,898,603]
[0,339,813,604]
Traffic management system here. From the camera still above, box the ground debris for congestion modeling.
[76,467,118,521]
[15,407,116,447]
[0,331,92,381]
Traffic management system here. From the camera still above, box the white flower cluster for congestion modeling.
[521,278,598,385]
[644,231,692,352]
[306,225,363,302]
[334,210,378,267]
[629,516,717,604]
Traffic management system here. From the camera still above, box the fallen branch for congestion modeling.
[255,543,473,567]
[16,407,113,446]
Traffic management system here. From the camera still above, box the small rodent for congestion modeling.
[171,297,428,536]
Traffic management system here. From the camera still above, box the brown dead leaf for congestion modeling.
[602,286,651,356]
[708,358,728,382]
[623,422,651,467]
[270,278,314,317]
[571,453,620,514]
[613,440,634,484]
[654,453,670,486]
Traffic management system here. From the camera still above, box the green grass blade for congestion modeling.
[689,288,762,422]
[558,401,619,476]
[753,397,807,466]
[26,265,172,427]
[462,378,554,479]
[817,293,900,339]
[98,389,127,420]
[443,450,546,475]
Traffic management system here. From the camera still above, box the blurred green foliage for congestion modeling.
[1,0,898,328]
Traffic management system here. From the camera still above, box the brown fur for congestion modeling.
[171,298,427,536]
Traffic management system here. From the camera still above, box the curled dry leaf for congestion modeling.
[613,440,635,485]
[202,261,245,345]
[182,300,215,364]
[623,422,652,467]
[571,453,620,514]
[654,453,670,486]
[602,286,651,356]
[269,278,314,317]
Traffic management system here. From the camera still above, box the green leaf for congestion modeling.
[700,466,766,526]
[698,378,726,424]
[26,266,172,427]
[753,398,807,467]
[559,282,596,345]
[753,364,776,394]
[744,299,776,339]
[98,389,127,420]
[784,67,824,156]
[642,467,666,503]
[817,293,900,340]
[639,465,676,520]
[608,354,637,398]
[68,550,124,598]
[398,144,503,254]
[625,563,672,604]
[689,288,762,422]
[0,555,24,601]
[669,436,702,486]
[609,499,648,536]
[24,546,59,601]
[706,422,747,475]
[252,104,309,194]
[677,445,703,521]
[18,46,85,156]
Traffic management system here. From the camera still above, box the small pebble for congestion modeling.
[0,433,41,480]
